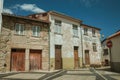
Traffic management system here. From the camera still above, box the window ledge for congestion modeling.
[14,34,25,36]
[93,51,97,52]
[84,34,88,36]
[73,35,79,38]
[31,36,40,38]
[54,32,63,35]
[92,35,96,37]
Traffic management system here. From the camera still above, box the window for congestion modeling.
[103,49,108,55]
[54,20,61,34]
[32,26,40,36]
[92,29,96,37]
[73,24,78,36]
[93,43,97,52]
[84,28,88,35]
[15,23,24,35]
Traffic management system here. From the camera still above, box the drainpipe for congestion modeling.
[0,0,3,33]
[48,23,51,71]
[80,24,84,68]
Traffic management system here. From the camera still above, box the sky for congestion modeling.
[3,0,120,39]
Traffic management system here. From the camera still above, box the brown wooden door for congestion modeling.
[74,47,79,69]
[30,50,42,70]
[85,50,90,65]
[55,45,62,69]
[11,49,25,71]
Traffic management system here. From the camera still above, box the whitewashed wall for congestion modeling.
[111,36,120,62]
[81,26,102,65]
[101,40,110,63]
[49,15,82,58]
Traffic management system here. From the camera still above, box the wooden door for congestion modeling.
[85,50,90,65]
[11,49,25,71]
[30,50,42,70]
[74,47,79,69]
[55,45,62,69]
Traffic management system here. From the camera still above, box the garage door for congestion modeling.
[30,50,42,70]
[11,49,25,71]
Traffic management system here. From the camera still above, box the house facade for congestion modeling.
[107,30,120,72]
[28,11,102,70]
[101,39,110,66]
[0,13,50,72]
[81,24,101,67]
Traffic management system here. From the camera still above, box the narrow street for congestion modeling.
[0,67,120,80]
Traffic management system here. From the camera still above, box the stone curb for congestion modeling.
[43,70,66,80]
[90,68,108,80]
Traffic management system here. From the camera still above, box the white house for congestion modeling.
[107,30,120,72]
[28,10,102,69]
[101,39,110,66]
[81,24,101,67]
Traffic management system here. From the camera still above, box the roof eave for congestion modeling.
[48,10,82,23]
[2,13,50,24]
[81,24,101,31]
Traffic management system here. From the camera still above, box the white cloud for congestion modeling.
[15,4,45,13]
[3,8,13,14]
[80,0,99,7]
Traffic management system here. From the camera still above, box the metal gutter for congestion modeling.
[80,24,84,68]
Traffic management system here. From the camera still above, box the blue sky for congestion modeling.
[3,0,120,39]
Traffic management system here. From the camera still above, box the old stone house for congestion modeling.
[0,13,50,72]
[28,11,102,70]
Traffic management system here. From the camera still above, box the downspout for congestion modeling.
[80,24,84,68]
[0,0,3,33]
[48,23,51,71]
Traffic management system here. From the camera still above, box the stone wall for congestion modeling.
[0,31,11,72]
[0,15,50,72]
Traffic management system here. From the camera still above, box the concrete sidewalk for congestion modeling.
[0,69,96,80]
[50,69,96,80]
[0,70,62,80]
[94,66,120,80]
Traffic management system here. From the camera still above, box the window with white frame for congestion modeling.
[54,20,61,34]
[93,43,97,52]
[32,26,40,36]
[73,24,78,36]
[92,29,96,37]
[15,23,24,35]
[84,28,88,35]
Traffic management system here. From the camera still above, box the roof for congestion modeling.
[107,30,120,39]
[2,13,50,24]
[101,38,107,43]
[27,10,100,30]
[81,24,101,31]
[27,12,47,17]
[48,10,82,23]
